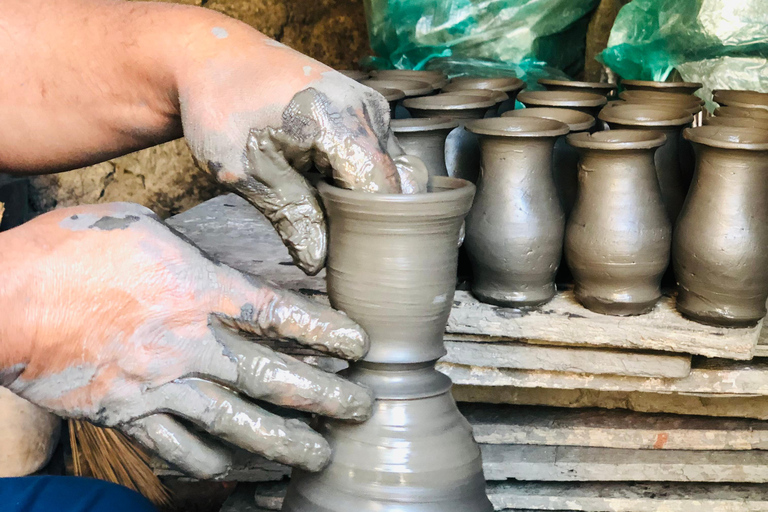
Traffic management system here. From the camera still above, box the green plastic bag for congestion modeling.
[363,0,599,80]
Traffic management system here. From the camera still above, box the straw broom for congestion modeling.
[69,419,173,509]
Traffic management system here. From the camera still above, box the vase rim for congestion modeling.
[361,78,434,97]
[465,116,569,138]
[619,90,704,107]
[403,93,496,111]
[318,176,475,205]
[713,89,768,110]
[714,106,768,120]
[518,90,607,108]
[621,79,702,91]
[391,118,460,133]
[443,76,526,93]
[371,69,448,89]
[337,69,369,81]
[502,107,595,132]
[599,103,694,127]
[538,78,617,91]
[684,125,768,150]
[365,85,405,103]
[442,89,509,104]
[704,116,768,130]
[567,129,667,150]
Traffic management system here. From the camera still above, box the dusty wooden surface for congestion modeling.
[167,193,762,361]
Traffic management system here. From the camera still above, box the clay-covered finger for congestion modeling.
[123,413,233,479]
[153,379,331,472]
[216,277,370,361]
[239,128,327,275]
[206,325,372,421]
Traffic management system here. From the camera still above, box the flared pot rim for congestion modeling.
[502,107,595,132]
[714,106,768,120]
[713,89,768,110]
[370,69,448,89]
[442,89,509,104]
[518,90,608,108]
[465,116,569,138]
[337,69,369,81]
[621,79,702,92]
[361,78,434,97]
[567,129,667,150]
[443,76,526,93]
[403,93,496,111]
[599,103,694,127]
[391,118,461,133]
[538,78,617,92]
[366,85,405,103]
[618,90,705,108]
[703,116,768,130]
[317,176,475,206]
[683,125,768,150]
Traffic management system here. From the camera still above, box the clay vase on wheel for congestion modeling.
[599,104,694,223]
[538,78,617,98]
[674,126,768,327]
[391,118,459,177]
[464,117,569,307]
[565,130,671,315]
[281,177,493,512]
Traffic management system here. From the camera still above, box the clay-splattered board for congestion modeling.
[168,193,761,360]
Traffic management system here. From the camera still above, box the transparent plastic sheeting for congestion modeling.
[363,0,599,80]
[677,57,768,112]
[600,0,768,86]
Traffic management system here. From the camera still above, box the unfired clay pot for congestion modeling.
[713,90,768,111]
[538,78,617,98]
[674,126,768,327]
[442,77,526,114]
[370,69,449,89]
[714,106,768,120]
[361,78,434,98]
[442,89,509,117]
[517,91,607,117]
[338,70,368,81]
[618,90,703,117]
[282,177,493,512]
[404,94,496,183]
[502,107,595,217]
[704,115,768,130]
[599,103,694,222]
[464,117,569,307]
[565,130,671,315]
[391,118,460,177]
[621,80,702,95]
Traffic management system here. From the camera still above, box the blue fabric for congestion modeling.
[0,476,158,512]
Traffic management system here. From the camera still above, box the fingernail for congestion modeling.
[341,385,375,422]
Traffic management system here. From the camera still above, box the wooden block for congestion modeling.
[480,444,768,482]
[168,194,762,361]
[453,386,768,421]
[440,357,768,396]
[444,341,691,378]
[460,403,768,450]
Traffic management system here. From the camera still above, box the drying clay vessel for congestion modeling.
[621,79,702,95]
[403,94,496,183]
[517,90,607,118]
[565,130,671,315]
[599,103,694,222]
[674,126,768,327]
[282,177,493,512]
[464,117,569,307]
[442,77,526,114]
[618,90,703,116]
[714,106,768,120]
[370,69,449,89]
[442,89,509,117]
[704,115,768,130]
[338,70,369,81]
[538,78,617,98]
[391,118,460,177]
[502,107,595,216]
[713,90,768,111]
[361,78,434,98]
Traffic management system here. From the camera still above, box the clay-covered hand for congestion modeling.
[178,18,427,276]
[0,203,373,478]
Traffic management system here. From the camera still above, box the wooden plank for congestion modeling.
[444,341,691,378]
[168,194,761,360]
[480,444,768,482]
[754,326,768,357]
[439,357,768,396]
[460,404,768,450]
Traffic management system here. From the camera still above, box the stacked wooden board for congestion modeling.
[168,194,768,512]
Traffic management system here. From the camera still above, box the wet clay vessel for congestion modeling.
[442,89,509,117]
[674,126,768,327]
[403,94,497,183]
[517,90,607,117]
[282,177,493,512]
[565,130,671,315]
[618,90,703,117]
[621,80,702,95]
[371,69,449,89]
[599,103,694,222]
[442,77,526,114]
[502,107,595,217]
[391,118,460,177]
[713,90,768,111]
[464,117,569,307]
[714,106,768,120]
[538,78,617,98]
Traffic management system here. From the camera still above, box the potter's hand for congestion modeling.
[179,27,427,275]
[0,204,373,478]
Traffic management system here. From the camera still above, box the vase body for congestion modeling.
[392,119,459,177]
[674,126,768,327]
[464,117,569,307]
[600,103,694,223]
[282,177,493,512]
[565,130,671,315]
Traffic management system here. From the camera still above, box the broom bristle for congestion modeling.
[69,419,173,509]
